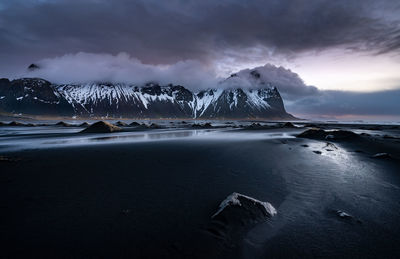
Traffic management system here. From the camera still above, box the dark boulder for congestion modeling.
[115,121,128,127]
[28,63,40,71]
[55,121,72,127]
[80,121,121,133]
[371,153,391,159]
[129,121,141,126]
[8,121,26,126]
[297,128,359,141]
[192,122,212,128]
[244,122,269,130]
[149,123,161,129]
[206,193,276,240]
[281,122,297,128]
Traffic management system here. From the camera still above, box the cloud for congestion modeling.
[220,64,319,100]
[0,0,399,75]
[8,51,400,119]
[286,89,400,119]
[22,52,218,90]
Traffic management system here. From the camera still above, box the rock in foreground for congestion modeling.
[80,121,121,133]
[207,193,276,240]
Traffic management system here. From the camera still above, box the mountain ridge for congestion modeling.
[0,77,296,119]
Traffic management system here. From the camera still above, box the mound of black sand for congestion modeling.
[114,121,128,127]
[80,121,121,133]
[207,193,276,240]
[55,121,72,127]
[129,121,141,126]
[297,128,359,141]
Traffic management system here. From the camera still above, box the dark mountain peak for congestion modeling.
[28,63,40,71]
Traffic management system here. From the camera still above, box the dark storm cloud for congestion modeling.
[0,0,400,70]
[219,64,319,100]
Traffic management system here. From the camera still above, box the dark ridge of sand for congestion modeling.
[80,121,121,133]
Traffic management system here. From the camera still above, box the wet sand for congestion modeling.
[1,122,400,258]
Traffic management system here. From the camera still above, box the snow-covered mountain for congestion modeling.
[0,74,295,119]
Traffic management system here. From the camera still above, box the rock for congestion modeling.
[80,121,121,133]
[313,150,322,155]
[8,121,26,126]
[55,121,72,127]
[181,121,187,124]
[325,134,335,140]
[336,210,352,219]
[28,63,40,71]
[325,142,338,149]
[334,210,362,224]
[0,155,21,162]
[244,123,268,130]
[297,129,359,141]
[78,122,90,127]
[129,121,141,126]
[281,122,297,128]
[115,121,128,127]
[149,123,161,129]
[207,193,276,239]
[192,122,212,128]
[305,123,318,127]
[297,128,326,139]
[301,144,309,147]
[371,153,391,159]
[383,135,398,139]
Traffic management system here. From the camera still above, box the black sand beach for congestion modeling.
[1,121,400,258]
